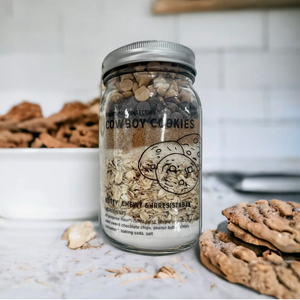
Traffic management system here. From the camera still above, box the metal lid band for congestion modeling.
[102,40,196,79]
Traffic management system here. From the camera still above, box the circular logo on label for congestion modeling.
[138,141,184,180]
[155,153,199,195]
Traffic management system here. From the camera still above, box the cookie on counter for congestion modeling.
[200,229,300,299]
[222,200,300,253]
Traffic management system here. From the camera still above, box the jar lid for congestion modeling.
[102,40,196,79]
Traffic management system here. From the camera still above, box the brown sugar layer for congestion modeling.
[104,119,200,151]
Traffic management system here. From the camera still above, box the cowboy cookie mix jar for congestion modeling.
[99,41,202,254]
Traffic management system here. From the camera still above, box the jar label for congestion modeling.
[100,133,201,243]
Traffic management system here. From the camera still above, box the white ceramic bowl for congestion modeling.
[0,149,99,220]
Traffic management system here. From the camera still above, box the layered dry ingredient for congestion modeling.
[101,62,201,229]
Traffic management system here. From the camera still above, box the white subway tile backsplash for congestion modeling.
[200,90,265,122]
[205,90,265,121]
[58,0,104,16]
[225,52,300,88]
[203,125,222,159]
[0,54,102,90]
[12,0,59,17]
[268,89,300,120]
[99,15,177,55]
[179,11,264,50]
[0,0,13,18]
[269,9,300,49]
[218,90,265,120]
[0,0,300,168]
[194,52,220,89]
[63,5,177,54]
[104,0,152,14]
[224,122,300,158]
[0,0,61,53]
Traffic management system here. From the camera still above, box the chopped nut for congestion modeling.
[154,75,167,84]
[61,221,97,250]
[179,90,194,102]
[156,83,170,97]
[147,85,157,97]
[165,85,179,99]
[134,86,150,102]
[119,79,134,92]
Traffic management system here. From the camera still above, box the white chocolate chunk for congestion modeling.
[119,79,133,92]
[134,86,150,101]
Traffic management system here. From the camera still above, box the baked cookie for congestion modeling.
[17,117,56,133]
[69,124,99,148]
[177,133,201,170]
[0,130,33,147]
[222,200,300,253]
[227,221,279,252]
[200,229,300,299]
[155,153,198,195]
[39,133,77,148]
[47,102,88,124]
[138,141,183,180]
[0,101,43,123]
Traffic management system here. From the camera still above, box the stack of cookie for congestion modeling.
[0,99,99,148]
[200,199,300,299]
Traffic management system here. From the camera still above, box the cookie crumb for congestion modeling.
[62,221,97,250]
[183,263,194,273]
[76,269,94,276]
[106,266,146,278]
[154,266,185,283]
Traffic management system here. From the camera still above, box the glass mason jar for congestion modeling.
[99,41,202,255]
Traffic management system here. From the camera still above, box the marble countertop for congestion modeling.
[0,176,274,299]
